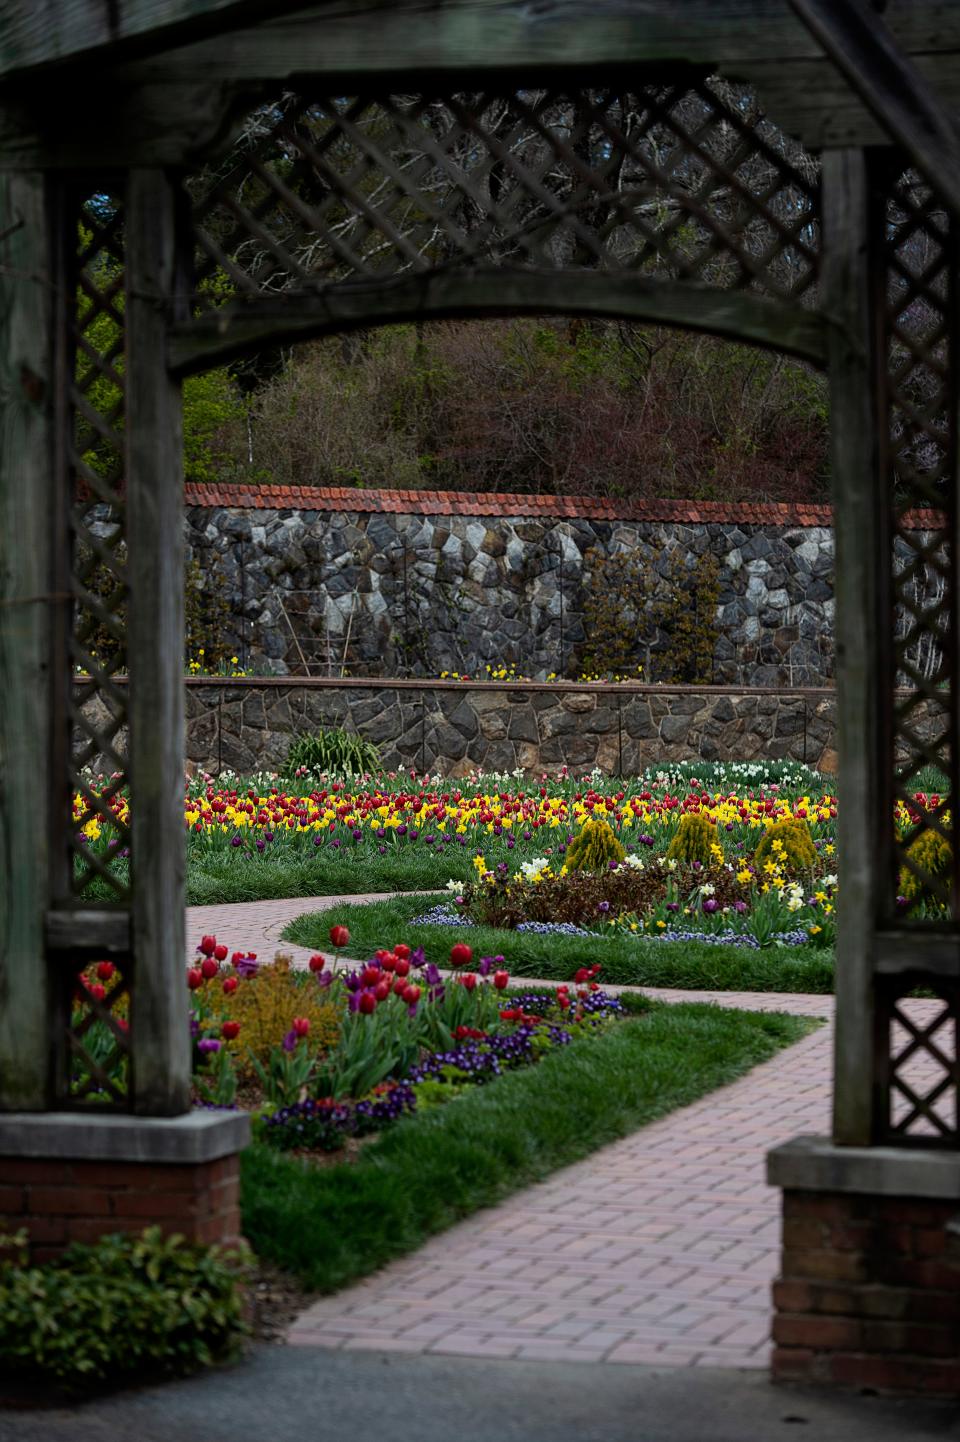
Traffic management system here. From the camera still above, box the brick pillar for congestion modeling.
[0,1111,249,1263]
[768,1137,960,1396]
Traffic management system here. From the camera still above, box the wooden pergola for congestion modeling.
[2,0,960,1387]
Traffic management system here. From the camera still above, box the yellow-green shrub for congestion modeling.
[215,956,340,1075]
[898,828,952,907]
[753,817,817,876]
[565,818,625,873]
[666,812,715,865]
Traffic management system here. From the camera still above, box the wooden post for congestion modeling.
[125,169,190,1114]
[0,171,56,1109]
[823,149,889,1146]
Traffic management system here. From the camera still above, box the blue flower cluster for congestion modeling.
[645,927,811,949]
[410,904,472,928]
[515,919,593,937]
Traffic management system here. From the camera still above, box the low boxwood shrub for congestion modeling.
[0,1226,250,1395]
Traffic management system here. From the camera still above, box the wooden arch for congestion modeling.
[3,0,960,1166]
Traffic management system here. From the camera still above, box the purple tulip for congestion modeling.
[703,898,719,914]
[198,1038,220,1054]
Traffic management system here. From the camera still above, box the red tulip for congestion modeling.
[394,958,410,978]
[200,957,219,980]
[308,953,326,973]
[460,973,477,992]
[96,961,115,982]
[221,1020,240,1040]
[558,994,571,1009]
[374,980,390,1002]
[329,924,350,947]
[89,983,106,1003]
[393,943,411,961]
[402,984,421,1005]
[199,935,217,957]
[574,968,589,984]
[222,976,238,995]
[450,942,473,968]
[493,971,509,990]
[187,968,203,990]
[358,991,377,1014]
[375,949,393,964]
[292,1016,310,1037]
[361,965,382,988]
[214,944,228,962]
[392,978,408,996]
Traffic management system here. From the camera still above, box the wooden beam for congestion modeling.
[0,0,322,80]
[789,0,960,215]
[824,150,889,1148]
[170,269,829,376]
[0,171,55,1109]
[45,909,132,957]
[125,169,190,1116]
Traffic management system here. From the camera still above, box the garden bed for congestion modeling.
[285,893,837,994]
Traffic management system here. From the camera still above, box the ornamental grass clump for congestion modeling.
[753,817,817,876]
[565,818,625,873]
[666,812,715,865]
[898,828,952,908]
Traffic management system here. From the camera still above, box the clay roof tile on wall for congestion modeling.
[183,482,854,528]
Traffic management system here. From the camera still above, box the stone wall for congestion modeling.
[185,487,837,687]
[176,680,838,776]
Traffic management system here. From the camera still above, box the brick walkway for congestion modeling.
[185,895,932,1370]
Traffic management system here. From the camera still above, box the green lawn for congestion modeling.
[283,892,837,993]
[241,997,820,1293]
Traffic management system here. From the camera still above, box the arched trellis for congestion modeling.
[3,0,960,1272]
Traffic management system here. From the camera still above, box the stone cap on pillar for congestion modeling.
[768,1134,960,1200]
[0,1110,249,1164]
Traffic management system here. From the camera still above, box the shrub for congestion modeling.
[753,817,817,876]
[565,819,625,872]
[283,728,381,777]
[214,956,340,1076]
[666,812,715,865]
[898,828,952,907]
[0,1226,249,1394]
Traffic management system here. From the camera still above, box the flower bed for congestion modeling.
[72,926,625,1155]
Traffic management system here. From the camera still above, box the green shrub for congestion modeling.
[753,817,817,876]
[565,818,625,872]
[0,1226,249,1394]
[898,828,952,907]
[666,812,715,865]
[283,727,381,777]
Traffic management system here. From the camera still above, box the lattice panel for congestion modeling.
[67,193,131,902]
[886,169,958,920]
[190,82,819,306]
[884,991,959,1144]
[67,960,132,1105]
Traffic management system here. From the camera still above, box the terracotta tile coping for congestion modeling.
[182,482,947,532]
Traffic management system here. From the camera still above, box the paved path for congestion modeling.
[188,893,841,1369]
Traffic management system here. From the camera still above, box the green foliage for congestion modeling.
[898,828,952,906]
[753,817,818,876]
[283,728,382,777]
[666,813,716,865]
[564,818,626,873]
[184,554,233,668]
[182,369,247,483]
[0,1226,249,1394]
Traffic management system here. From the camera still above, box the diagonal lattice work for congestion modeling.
[65,960,132,1106]
[885,167,958,921]
[885,992,959,1145]
[67,192,131,904]
[190,82,820,307]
